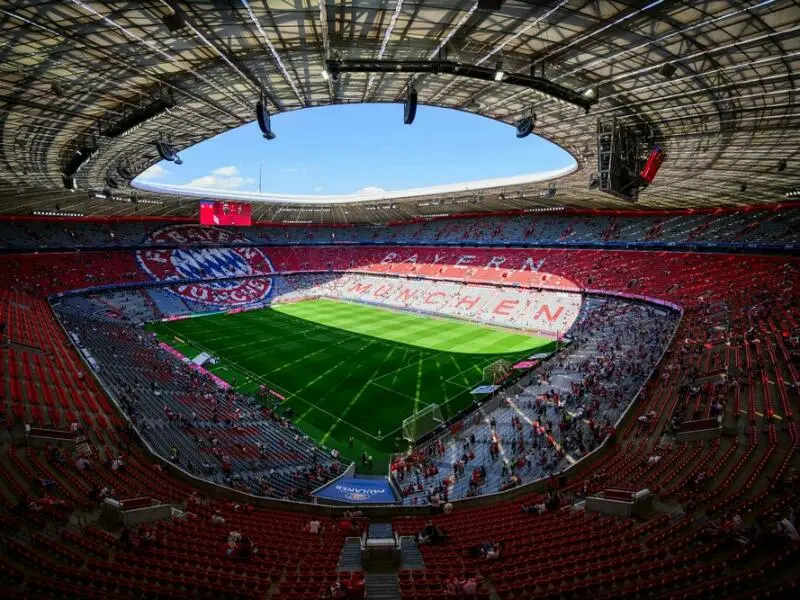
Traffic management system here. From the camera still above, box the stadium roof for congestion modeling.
[0,0,798,224]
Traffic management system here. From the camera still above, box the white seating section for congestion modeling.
[278,273,583,337]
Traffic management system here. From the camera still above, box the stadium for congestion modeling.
[0,1,799,599]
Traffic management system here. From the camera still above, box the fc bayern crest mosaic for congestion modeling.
[136,225,274,307]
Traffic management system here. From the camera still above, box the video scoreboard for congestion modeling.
[199,200,252,226]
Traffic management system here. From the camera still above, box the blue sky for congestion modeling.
[136,104,574,195]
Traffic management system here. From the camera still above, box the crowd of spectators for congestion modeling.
[391,298,679,504]
[58,314,345,501]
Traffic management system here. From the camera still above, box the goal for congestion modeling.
[483,359,513,384]
[402,403,444,443]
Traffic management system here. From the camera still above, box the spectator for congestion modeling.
[417,520,445,545]
[462,577,478,597]
[347,573,366,599]
[308,518,321,535]
[238,535,254,559]
[211,511,226,525]
[119,528,133,551]
[483,541,501,560]
[776,517,800,541]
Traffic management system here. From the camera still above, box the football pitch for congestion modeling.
[147,298,555,471]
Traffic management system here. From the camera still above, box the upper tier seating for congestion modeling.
[2,206,800,250]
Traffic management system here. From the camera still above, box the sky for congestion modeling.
[135,104,575,196]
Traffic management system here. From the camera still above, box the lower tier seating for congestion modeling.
[0,246,798,599]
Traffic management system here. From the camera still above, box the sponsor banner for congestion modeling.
[136,225,274,307]
[159,342,230,390]
[162,311,220,322]
[159,342,190,364]
[471,385,499,395]
[192,352,211,367]
[313,477,397,504]
[529,352,553,360]
[513,360,539,370]
[260,387,286,402]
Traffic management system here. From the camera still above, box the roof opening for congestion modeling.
[133,103,576,202]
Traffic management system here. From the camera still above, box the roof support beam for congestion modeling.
[317,0,334,99]
[363,0,404,101]
[239,0,305,108]
[331,59,597,112]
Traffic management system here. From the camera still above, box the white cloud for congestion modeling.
[314,186,324,192]
[184,166,254,190]
[138,164,170,180]
[185,175,255,191]
[356,186,386,195]
[212,165,239,177]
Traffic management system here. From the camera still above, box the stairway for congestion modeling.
[337,537,363,572]
[399,536,424,570]
[366,572,401,600]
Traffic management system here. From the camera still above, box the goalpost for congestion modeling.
[402,403,444,443]
[483,359,513,384]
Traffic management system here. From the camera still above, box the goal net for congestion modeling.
[402,403,444,443]
[483,359,513,384]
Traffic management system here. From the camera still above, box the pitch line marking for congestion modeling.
[156,301,544,444]
[368,380,424,403]
[164,317,423,441]
[320,346,401,445]
[369,351,443,387]
[160,324,379,438]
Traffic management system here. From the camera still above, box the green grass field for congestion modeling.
[147,299,555,471]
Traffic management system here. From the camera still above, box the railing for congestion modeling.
[3,239,799,255]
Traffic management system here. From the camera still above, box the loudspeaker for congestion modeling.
[478,0,503,9]
[155,140,173,161]
[404,86,418,125]
[162,12,185,32]
[256,100,276,139]
[659,63,677,78]
[778,158,787,172]
[117,164,133,180]
[515,114,535,138]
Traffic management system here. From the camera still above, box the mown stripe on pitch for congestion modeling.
[320,345,399,444]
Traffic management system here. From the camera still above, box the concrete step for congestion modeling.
[337,537,363,572]
[366,572,400,600]
[399,536,424,570]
